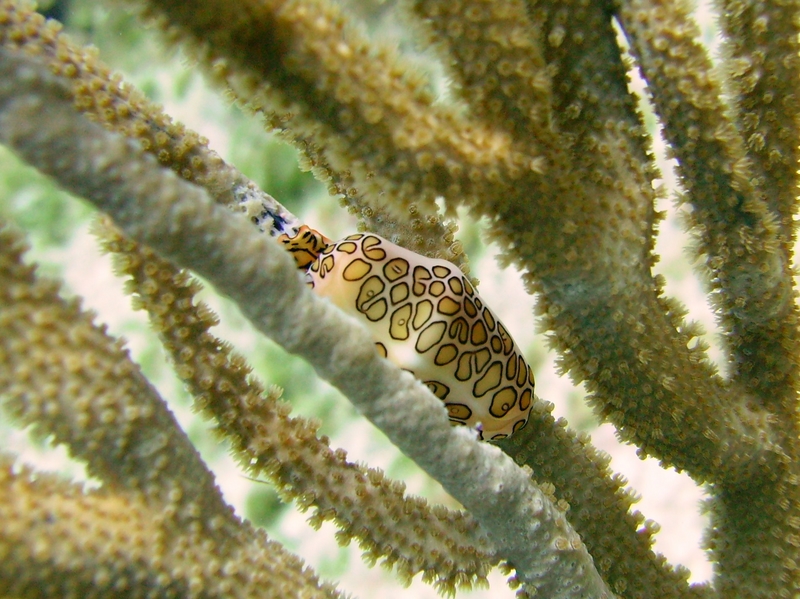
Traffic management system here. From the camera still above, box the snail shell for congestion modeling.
[280,227,533,440]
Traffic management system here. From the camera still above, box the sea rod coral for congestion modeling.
[0,0,799,597]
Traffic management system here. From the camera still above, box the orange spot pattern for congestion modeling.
[287,229,533,440]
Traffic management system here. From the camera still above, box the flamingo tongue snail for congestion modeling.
[278,225,533,440]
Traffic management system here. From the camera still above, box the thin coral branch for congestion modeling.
[610,2,800,593]
[0,454,204,599]
[0,0,302,236]
[93,215,499,593]
[0,220,233,537]
[704,469,800,598]
[615,0,800,416]
[499,416,712,599]
[0,453,341,598]
[0,46,613,597]
[717,0,800,245]
[121,0,536,252]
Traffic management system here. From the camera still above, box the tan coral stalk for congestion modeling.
[0,0,464,265]
[122,0,536,225]
[0,220,230,535]
[616,0,800,414]
[0,223,344,599]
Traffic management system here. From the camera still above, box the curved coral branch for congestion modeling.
[0,221,233,539]
[616,0,800,417]
[471,0,781,484]
[122,0,540,236]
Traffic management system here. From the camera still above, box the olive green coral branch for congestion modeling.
[717,0,800,243]
[0,453,209,598]
[411,0,552,141]
[592,2,800,593]
[702,467,800,598]
[0,453,341,598]
[0,0,302,235]
[119,0,541,229]
[417,0,783,485]
[0,221,232,536]
[0,224,344,598]
[0,47,614,598]
[615,0,800,416]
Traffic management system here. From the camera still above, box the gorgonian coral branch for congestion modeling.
[121,0,542,237]
[0,453,342,598]
[93,216,500,593]
[412,0,552,141]
[615,0,800,416]
[714,0,800,413]
[499,413,712,599]
[0,224,344,598]
[0,47,613,597]
[0,221,231,537]
[415,0,781,485]
[602,2,800,592]
[703,466,800,598]
[717,0,800,243]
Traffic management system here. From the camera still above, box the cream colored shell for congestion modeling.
[306,233,532,440]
